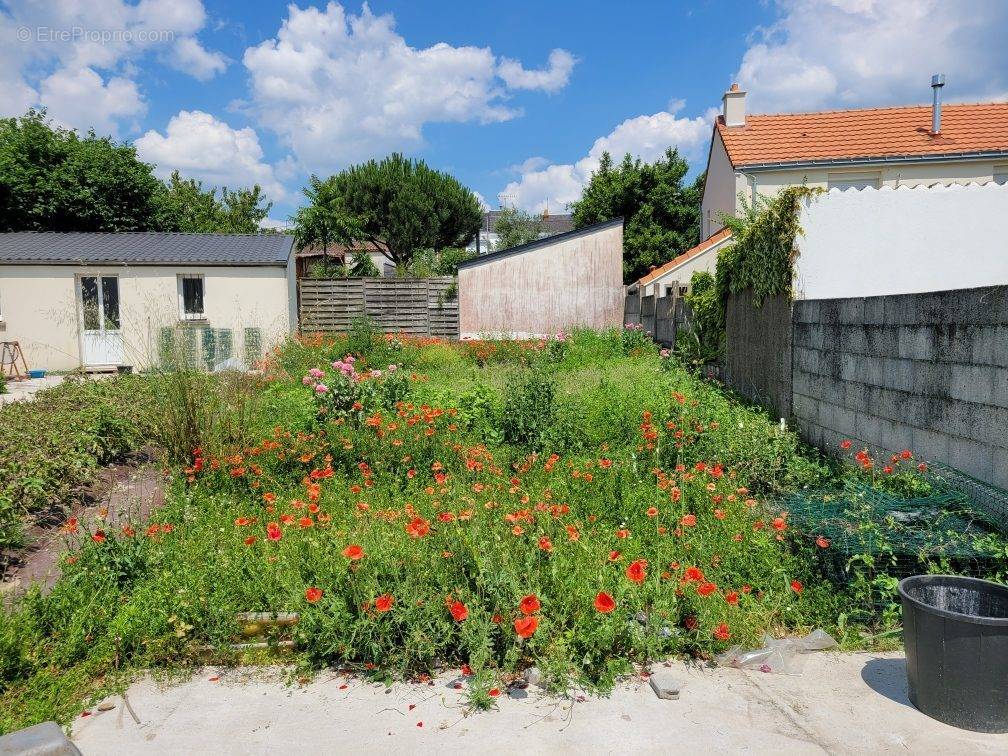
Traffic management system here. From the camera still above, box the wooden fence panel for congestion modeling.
[299,277,458,338]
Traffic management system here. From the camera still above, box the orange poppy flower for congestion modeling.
[625,559,647,584]
[790,580,803,594]
[514,615,538,639]
[449,600,468,622]
[305,587,323,603]
[519,594,541,615]
[342,544,365,560]
[406,516,430,539]
[375,594,394,612]
[713,622,731,641]
[538,536,553,552]
[594,592,616,614]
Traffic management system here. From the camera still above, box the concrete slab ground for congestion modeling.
[0,374,65,405]
[71,652,1004,755]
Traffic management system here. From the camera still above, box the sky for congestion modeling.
[2,0,1007,227]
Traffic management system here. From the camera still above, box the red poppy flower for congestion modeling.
[816,536,830,549]
[599,458,612,469]
[791,580,803,594]
[538,536,553,552]
[772,517,787,531]
[266,522,282,541]
[244,536,257,546]
[488,688,501,697]
[406,516,430,538]
[449,600,468,622]
[121,524,135,537]
[713,622,731,641]
[305,587,323,604]
[900,449,913,460]
[625,559,647,584]
[683,566,705,583]
[724,590,739,605]
[91,530,106,543]
[684,615,699,630]
[461,664,473,676]
[519,594,541,615]
[234,517,251,527]
[514,615,538,639]
[840,439,853,450]
[697,582,717,597]
[375,594,394,612]
[680,514,696,527]
[646,507,658,518]
[491,613,503,624]
[566,525,580,541]
[616,528,629,539]
[594,591,616,613]
[342,544,365,560]
[608,550,621,562]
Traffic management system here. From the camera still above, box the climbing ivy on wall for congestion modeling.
[714,185,822,308]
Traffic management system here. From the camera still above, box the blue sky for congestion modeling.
[2,1,1007,225]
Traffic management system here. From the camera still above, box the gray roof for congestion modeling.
[0,232,294,266]
[459,217,623,271]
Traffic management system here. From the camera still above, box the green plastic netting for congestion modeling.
[785,468,1008,583]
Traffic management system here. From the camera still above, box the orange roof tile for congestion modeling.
[717,102,1008,167]
[638,228,732,285]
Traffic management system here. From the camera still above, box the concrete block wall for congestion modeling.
[792,285,1008,489]
[724,290,793,420]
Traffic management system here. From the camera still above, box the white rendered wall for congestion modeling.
[793,182,1008,300]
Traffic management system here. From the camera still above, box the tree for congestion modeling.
[570,148,703,284]
[307,154,481,270]
[155,172,272,234]
[492,206,543,250]
[290,175,362,270]
[0,109,163,232]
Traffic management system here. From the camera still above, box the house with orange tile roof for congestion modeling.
[637,77,1008,298]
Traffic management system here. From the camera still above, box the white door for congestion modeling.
[79,275,125,366]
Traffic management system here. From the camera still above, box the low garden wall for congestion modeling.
[724,284,1008,489]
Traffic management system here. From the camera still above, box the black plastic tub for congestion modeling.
[898,575,1008,732]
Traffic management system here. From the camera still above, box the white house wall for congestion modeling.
[0,264,294,371]
[700,134,737,238]
[794,182,1008,300]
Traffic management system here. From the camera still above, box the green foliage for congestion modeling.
[0,110,272,233]
[0,377,156,548]
[492,206,544,250]
[715,185,822,307]
[0,110,162,232]
[500,368,556,449]
[290,175,362,258]
[349,253,381,277]
[154,171,272,233]
[308,154,482,270]
[675,271,724,367]
[571,148,703,284]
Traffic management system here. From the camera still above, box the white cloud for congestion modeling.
[498,49,577,93]
[735,0,1008,113]
[170,37,228,81]
[500,107,715,212]
[242,2,577,171]
[135,110,287,202]
[0,0,226,134]
[260,217,291,231]
[40,67,145,136]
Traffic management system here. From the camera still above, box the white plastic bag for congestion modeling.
[715,629,837,675]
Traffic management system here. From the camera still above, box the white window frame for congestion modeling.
[177,274,206,321]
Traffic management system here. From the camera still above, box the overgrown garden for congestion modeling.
[1,325,1005,733]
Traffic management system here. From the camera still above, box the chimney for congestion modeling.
[722,83,747,127]
[931,73,945,134]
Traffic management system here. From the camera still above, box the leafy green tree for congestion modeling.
[0,109,163,232]
[155,172,272,234]
[349,252,381,277]
[290,175,362,268]
[571,148,703,284]
[492,206,543,250]
[309,154,481,270]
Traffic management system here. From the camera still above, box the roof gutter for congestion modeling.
[734,149,1008,173]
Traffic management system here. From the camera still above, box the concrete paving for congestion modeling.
[71,652,1004,755]
[0,374,65,405]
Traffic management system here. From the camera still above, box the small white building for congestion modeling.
[0,232,297,372]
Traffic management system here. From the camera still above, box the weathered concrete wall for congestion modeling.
[724,290,793,420]
[792,286,1008,489]
[458,219,623,338]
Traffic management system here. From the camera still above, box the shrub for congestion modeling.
[499,367,556,450]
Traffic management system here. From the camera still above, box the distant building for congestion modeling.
[468,210,574,254]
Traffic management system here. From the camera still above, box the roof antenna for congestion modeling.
[931,74,945,135]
